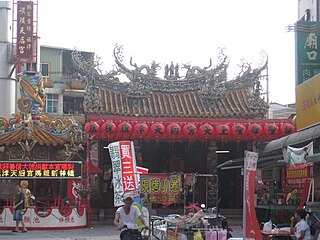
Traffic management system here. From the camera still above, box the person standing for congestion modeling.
[114,192,148,240]
[290,209,312,240]
[12,185,27,233]
[286,188,298,205]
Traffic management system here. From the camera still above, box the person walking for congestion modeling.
[12,185,27,233]
[114,192,148,240]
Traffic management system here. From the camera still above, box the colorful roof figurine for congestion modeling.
[72,45,269,119]
[0,71,82,147]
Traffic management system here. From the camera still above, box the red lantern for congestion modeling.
[150,123,166,139]
[117,122,133,138]
[280,123,296,135]
[215,124,231,137]
[247,123,263,139]
[133,123,149,138]
[166,123,182,139]
[199,123,214,140]
[231,123,246,137]
[183,123,198,139]
[85,121,100,135]
[101,121,116,139]
[264,123,279,137]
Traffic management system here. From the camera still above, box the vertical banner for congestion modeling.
[243,150,262,239]
[17,1,34,61]
[109,141,139,207]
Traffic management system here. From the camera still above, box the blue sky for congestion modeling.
[38,0,298,104]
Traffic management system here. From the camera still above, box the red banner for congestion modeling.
[286,163,313,184]
[243,151,262,239]
[17,1,34,61]
[140,173,181,204]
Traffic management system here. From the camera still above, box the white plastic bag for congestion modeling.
[263,220,272,231]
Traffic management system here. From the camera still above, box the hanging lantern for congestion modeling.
[215,124,231,137]
[133,123,149,138]
[117,122,133,138]
[280,123,296,135]
[247,123,263,139]
[183,123,198,139]
[150,123,166,139]
[231,123,247,137]
[264,123,279,137]
[84,121,100,136]
[199,123,214,140]
[166,123,182,139]
[101,121,116,139]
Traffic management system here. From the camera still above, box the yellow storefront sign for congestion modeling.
[296,74,320,130]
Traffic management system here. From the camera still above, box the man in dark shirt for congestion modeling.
[12,185,27,233]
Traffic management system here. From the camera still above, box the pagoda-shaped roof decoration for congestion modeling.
[72,45,269,119]
[0,72,82,146]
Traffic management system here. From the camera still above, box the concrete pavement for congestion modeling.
[0,220,244,239]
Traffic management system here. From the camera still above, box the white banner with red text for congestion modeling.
[108,141,139,207]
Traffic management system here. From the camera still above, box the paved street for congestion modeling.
[0,220,244,239]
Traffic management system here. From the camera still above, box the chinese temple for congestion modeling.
[75,46,296,209]
[0,71,87,229]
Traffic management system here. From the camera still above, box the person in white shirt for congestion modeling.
[114,192,148,240]
[290,209,312,240]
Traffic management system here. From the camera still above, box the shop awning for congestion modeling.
[264,123,320,153]
[306,153,320,163]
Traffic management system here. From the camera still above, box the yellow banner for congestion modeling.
[296,74,320,130]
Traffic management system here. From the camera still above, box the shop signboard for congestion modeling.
[140,173,181,204]
[243,150,262,240]
[296,74,320,129]
[296,21,320,86]
[17,1,34,62]
[108,141,139,207]
[0,161,82,179]
[286,162,313,184]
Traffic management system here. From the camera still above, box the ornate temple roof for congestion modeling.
[98,89,265,119]
[72,45,269,119]
[0,114,81,146]
[0,72,82,147]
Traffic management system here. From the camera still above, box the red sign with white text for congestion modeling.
[119,141,138,193]
[17,1,34,61]
[243,151,262,239]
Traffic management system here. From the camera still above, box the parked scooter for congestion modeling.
[200,204,233,238]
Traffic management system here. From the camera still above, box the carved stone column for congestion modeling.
[133,140,143,166]
[206,141,218,208]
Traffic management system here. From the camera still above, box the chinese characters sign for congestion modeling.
[0,161,82,179]
[140,174,181,204]
[17,1,33,61]
[296,22,320,86]
[243,151,262,239]
[286,163,312,184]
[109,141,138,207]
[296,74,320,129]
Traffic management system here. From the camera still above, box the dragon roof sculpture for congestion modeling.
[72,45,269,118]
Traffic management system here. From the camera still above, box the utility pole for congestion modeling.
[0,1,16,118]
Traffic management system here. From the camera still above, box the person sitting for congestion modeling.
[114,192,148,240]
[290,209,312,240]
[286,188,298,205]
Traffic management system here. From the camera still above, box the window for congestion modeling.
[26,63,37,71]
[46,94,59,113]
[40,63,49,77]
